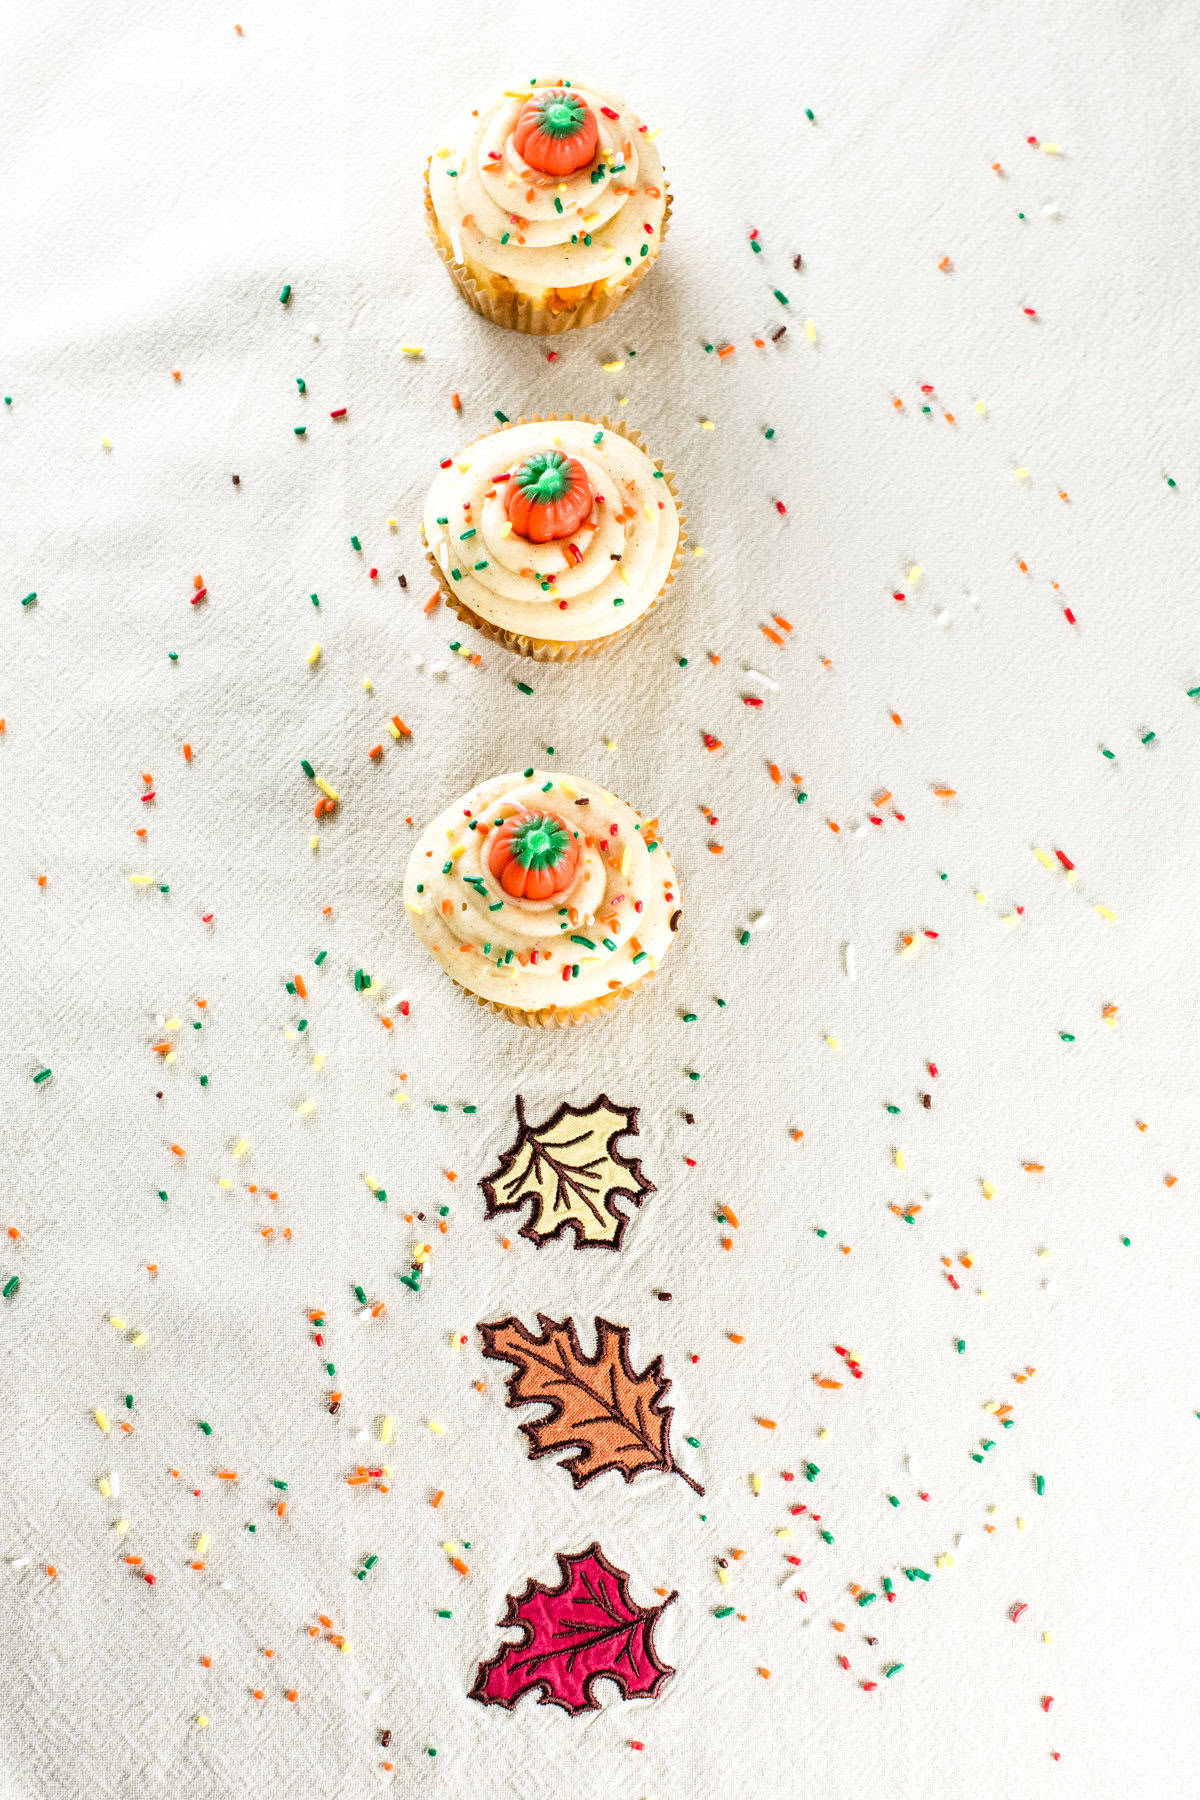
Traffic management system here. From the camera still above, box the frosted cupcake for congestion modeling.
[422,416,684,660]
[403,771,681,1026]
[425,79,670,334]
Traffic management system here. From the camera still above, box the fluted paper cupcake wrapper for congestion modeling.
[424,161,671,335]
[422,414,686,661]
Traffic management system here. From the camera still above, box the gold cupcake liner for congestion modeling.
[455,966,655,1028]
[424,161,671,335]
[422,415,686,661]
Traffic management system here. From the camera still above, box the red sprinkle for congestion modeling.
[928,1062,939,1077]
[775,500,787,515]
[330,407,348,418]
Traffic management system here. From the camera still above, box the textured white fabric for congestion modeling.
[2,2,1199,1796]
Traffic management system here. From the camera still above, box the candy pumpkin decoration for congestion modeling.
[505,451,592,542]
[512,89,599,176]
[488,810,580,901]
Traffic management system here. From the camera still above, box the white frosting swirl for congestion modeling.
[428,80,668,299]
[424,419,681,643]
[404,772,681,1015]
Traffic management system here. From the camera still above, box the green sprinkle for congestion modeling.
[279,285,292,305]
[686,1436,701,1448]
[553,196,563,213]
[885,1663,904,1678]
[678,656,688,667]
[907,1567,930,1582]
[764,427,775,438]
[364,1554,378,1569]
[739,930,751,946]
[682,1012,697,1022]
[1122,1235,1131,1247]
[1059,1031,1075,1042]
[326,1362,335,1376]
[516,681,533,695]
[1166,476,1177,488]
[773,289,789,306]
[888,1494,900,1507]
[751,240,762,254]
[886,1103,901,1114]
[1034,1474,1045,1495]
[125,1394,134,1409]
[688,1069,700,1081]
[882,1578,893,1593]
[247,1523,256,1533]
[805,1462,820,1481]
[956,1338,966,1354]
[353,1285,367,1303]
[716,997,726,1007]
[1100,746,1116,759]
[272,1480,288,1491]
[500,232,510,244]
[32,1069,52,1084]
[427,1749,437,1758]
[310,592,319,606]
[158,1189,169,1203]
[815,1227,827,1238]
[432,1103,448,1113]
[795,790,808,805]
[314,950,327,964]
[168,652,178,661]
[820,1530,834,1544]
[463,1105,476,1114]
[300,759,314,777]
[199,1421,213,1436]
[2,1277,18,1299]
[858,1592,877,1606]
[713,1606,735,1619]
[437,1609,452,1618]
[939,870,948,880]
[1187,686,1200,699]
[805,108,815,121]
[1141,730,1156,745]
[20,593,37,608]
[350,535,361,551]
[296,378,306,393]
[293,426,306,437]
[570,935,595,950]
[593,430,603,444]
[494,410,509,423]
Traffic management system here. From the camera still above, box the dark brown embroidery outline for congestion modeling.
[479,1094,654,1251]
[468,1541,677,1714]
[478,1312,704,1494]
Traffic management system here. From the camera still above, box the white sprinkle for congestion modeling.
[744,668,780,691]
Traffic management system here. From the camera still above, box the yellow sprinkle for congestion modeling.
[642,501,655,522]
[130,1331,148,1348]
[582,212,601,227]
[1094,904,1118,923]
[115,1520,129,1535]
[427,1420,445,1435]
[1033,847,1055,870]
[803,318,818,343]
[218,1178,233,1190]
[100,436,113,450]
[362,678,373,691]
[975,399,988,415]
[647,125,662,139]
[982,1401,1000,1414]
[109,1316,127,1331]
[309,834,319,851]
[393,1090,410,1105]
[978,1289,991,1300]
[605,740,617,752]
[387,720,401,739]
[128,874,153,886]
[981,1181,995,1199]
[817,1427,831,1442]
[339,1640,352,1653]
[1000,912,1019,927]
[164,1018,181,1032]
[386,518,397,531]
[906,564,924,585]
[296,1099,316,1116]
[602,360,624,372]
[315,777,339,801]
[195,1534,210,1555]
[94,1410,110,1434]
[936,1553,955,1570]
[1041,142,1064,155]
[776,1527,793,1539]
[1042,1631,1054,1644]
[692,545,706,557]
[717,1567,732,1588]
[975,891,987,905]
[1037,1248,1052,1261]
[502,89,533,98]
[231,1139,249,1159]
[311,1053,324,1073]
[379,1417,393,1444]
[1014,467,1030,481]
[363,1173,381,1194]
[749,1472,762,1494]
[400,344,424,357]
[97,1477,111,1499]
[700,419,715,430]
[306,643,321,666]
[894,1148,906,1171]
[499,519,513,537]
[162,1050,176,1067]
[1017,1517,1028,1531]
[405,900,423,916]
[196,1715,209,1729]
[450,843,467,861]
[824,1035,841,1051]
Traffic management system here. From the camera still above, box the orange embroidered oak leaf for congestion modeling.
[470,1543,675,1713]
[478,1313,703,1493]
[480,1095,653,1250]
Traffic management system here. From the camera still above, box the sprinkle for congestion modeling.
[279,285,292,305]
[306,643,321,666]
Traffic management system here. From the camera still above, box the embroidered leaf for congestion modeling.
[479,1313,703,1493]
[480,1094,653,1250]
[470,1543,676,1714]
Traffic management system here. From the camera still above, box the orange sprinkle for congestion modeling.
[757,1418,777,1430]
[431,1490,444,1509]
[727,1333,745,1344]
[773,614,793,632]
[717,344,736,359]
[932,787,957,798]
[318,1615,333,1628]
[761,626,784,646]
[769,763,782,784]
[451,1557,470,1577]
[892,397,904,409]
[276,1502,287,1518]
[7,1227,19,1240]
[832,1620,846,1632]
[201,1656,211,1668]
[874,791,892,806]
[380,1016,393,1030]
[151,1042,172,1055]
[216,1471,238,1480]
[285,1690,298,1703]
[423,592,441,614]
[759,1667,772,1679]
[709,843,724,854]
[1023,1163,1045,1173]
[1165,1175,1178,1187]
[451,392,462,411]
[391,716,412,736]
[125,1555,144,1566]
[253,1690,265,1700]
[294,974,307,999]
[828,821,841,834]
[890,711,903,726]
[190,1561,205,1571]
[46,1566,56,1578]
[723,1206,741,1229]
[368,744,383,760]
[722,1237,733,1252]
[183,743,192,761]
[193,575,204,591]
[790,1129,804,1142]
[170,1143,185,1157]
[445,1170,457,1183]
[1017,559,1029,574]
[815,1378,843,1390]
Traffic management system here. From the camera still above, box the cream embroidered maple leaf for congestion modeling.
[478,1313,703,1493]
[479,1095,654,1249]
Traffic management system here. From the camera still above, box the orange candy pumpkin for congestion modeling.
[487,810,580,901]
[512,90,599,177]
[505,451,592,542]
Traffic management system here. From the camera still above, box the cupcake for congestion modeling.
[422,416,684,660]
[404,771,681,1027]
[425,78,670,334]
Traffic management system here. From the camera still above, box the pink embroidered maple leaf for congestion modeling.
[469,1543,676,1714]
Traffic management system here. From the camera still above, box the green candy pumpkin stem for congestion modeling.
[515,451,570,504]
[538,93,587,138]
[508,813,569,870]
